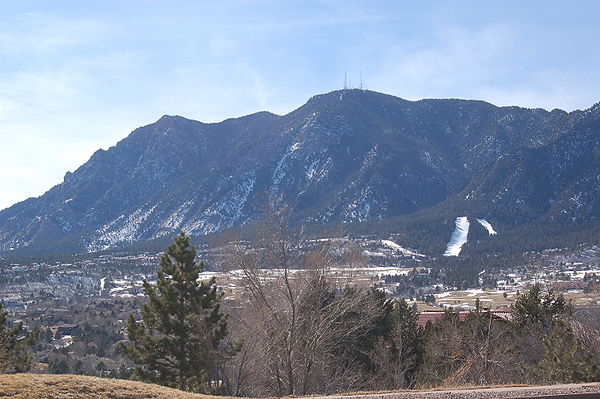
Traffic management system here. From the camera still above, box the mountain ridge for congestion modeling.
[1,89,599,254]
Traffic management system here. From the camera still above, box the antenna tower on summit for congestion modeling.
[344,69,348,90]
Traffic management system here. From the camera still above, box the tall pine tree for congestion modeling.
[0,302,37,373]
[512,284,571,331]
[121,232,230,392]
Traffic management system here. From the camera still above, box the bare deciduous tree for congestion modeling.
[570,306,600,379]
[219,206,388,396]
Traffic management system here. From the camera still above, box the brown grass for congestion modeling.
[0,373,239,399]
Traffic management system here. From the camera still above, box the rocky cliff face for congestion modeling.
[1,90,598,253]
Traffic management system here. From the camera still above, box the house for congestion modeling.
[50,324,77,337]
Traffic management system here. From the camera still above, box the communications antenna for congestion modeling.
[344,69,348,90]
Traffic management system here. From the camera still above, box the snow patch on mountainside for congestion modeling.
[162,201,193,230]
[184,171,256,235]
[381,240,426,257]
[271,151,294,193]
[305,152,331,184]
[343,186,378,222]
[476,218,497,235]
[444,216,470,256]
[88,205,157,252]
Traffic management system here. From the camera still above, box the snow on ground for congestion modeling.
[329,266,413,276]
[443,216,470,256]
[205,266,414,278]
[466,289,485,297]
[198,271,222,279]
[565,269,600,279]
[381,240,426,257]
[88,204,158,251]
[476,218,497,235]
[160,200,193,231]
[362,249,386,257]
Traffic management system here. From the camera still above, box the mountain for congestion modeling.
[1,89,599,254]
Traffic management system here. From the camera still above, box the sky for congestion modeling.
[1,0,600,211]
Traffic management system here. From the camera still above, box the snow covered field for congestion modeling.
[381,240,426,257]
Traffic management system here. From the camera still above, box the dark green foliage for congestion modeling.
[121,232,231,392]
[0,302,38,373]
[535,320,600,383]
[329,287,391,375]
[417,301,516,387]
[369,299,423,389]
[74,322,123,357]
[73,360,84,374]
[512,283,571,331]
[95,360,107,371]
[510,284,595,383]
[48,359,69,374]
[459,300,514,384]
[329,294,423,390]
[417,309,462,387]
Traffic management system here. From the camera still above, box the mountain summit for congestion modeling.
[1,90,599,253]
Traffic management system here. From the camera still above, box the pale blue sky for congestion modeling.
[1,1,599,210]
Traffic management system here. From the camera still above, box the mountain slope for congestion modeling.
[0,90,598,254]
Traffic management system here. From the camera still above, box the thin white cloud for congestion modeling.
[369,25,515,100]
[367,22,598,111]
[477,84,597,112]
[0,70,82,120]
[0,12,104,54]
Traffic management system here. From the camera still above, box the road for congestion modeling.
[295,383,600,399]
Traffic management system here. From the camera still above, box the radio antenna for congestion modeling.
[344,69,348,90]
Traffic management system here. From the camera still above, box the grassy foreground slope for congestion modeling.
[0,374,232,399]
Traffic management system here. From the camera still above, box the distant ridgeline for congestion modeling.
[1,90,599,255]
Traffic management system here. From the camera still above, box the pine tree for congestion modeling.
[417,309,463,387]
[512,284,571,330]
[370,299,423,389]
[511,283,574,381]
[0,302,37,373]
[121,232,230,392]
[535,319,600,382]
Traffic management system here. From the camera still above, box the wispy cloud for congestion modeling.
[367,20,598,111]
[0,12,104,54]
[369,24,515,100]
[0,70,82,121]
